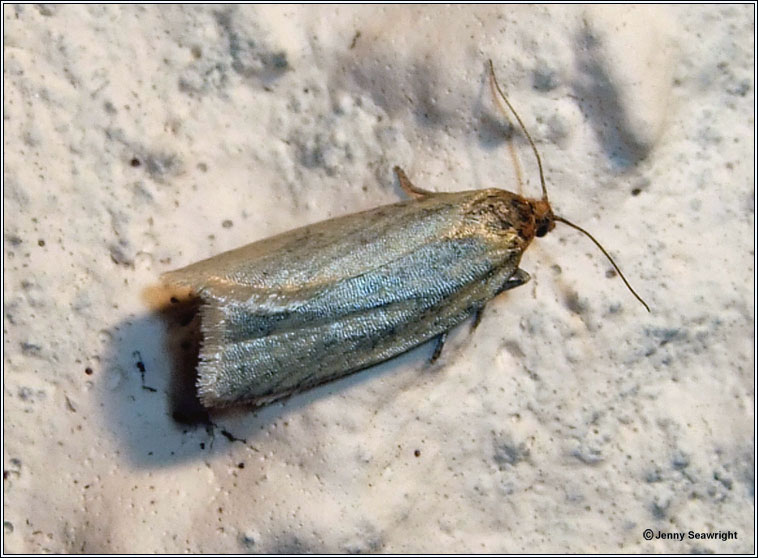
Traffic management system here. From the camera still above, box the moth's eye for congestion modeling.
[536,221,550,237]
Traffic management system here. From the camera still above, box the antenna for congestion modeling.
[555,216,651,312]
[487,59,650,312]
[488,59,548,201]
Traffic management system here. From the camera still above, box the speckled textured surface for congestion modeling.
[3,4,754,553]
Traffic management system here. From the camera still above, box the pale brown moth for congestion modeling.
[163,60,648,408]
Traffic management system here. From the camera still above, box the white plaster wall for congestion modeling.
[3,4,754,553]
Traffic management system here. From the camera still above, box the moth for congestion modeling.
[163,61,648,408]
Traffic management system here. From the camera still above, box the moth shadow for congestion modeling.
[571,26,651,169]
[101,286,422,470]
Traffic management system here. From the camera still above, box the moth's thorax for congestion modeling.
[464,189,555,247]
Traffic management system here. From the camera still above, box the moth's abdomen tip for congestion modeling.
[141,280,197,311]
[160,268,211,300]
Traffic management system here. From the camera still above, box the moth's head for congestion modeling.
[481,192,555,244]
[530,198,556,238]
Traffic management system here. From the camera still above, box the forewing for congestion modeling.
[196,234,518,406]
[163,192,474,296]
[162,188,531,407]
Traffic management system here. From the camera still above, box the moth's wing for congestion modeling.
[195,234,522,407]
[161,189,532,407]
[162,193,473,295]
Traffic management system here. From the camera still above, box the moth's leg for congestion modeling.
[471,308,485,331]
[430,331,448,363]
[393,166,436,200]
[496,268,530,295]
[473,268,531,330]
